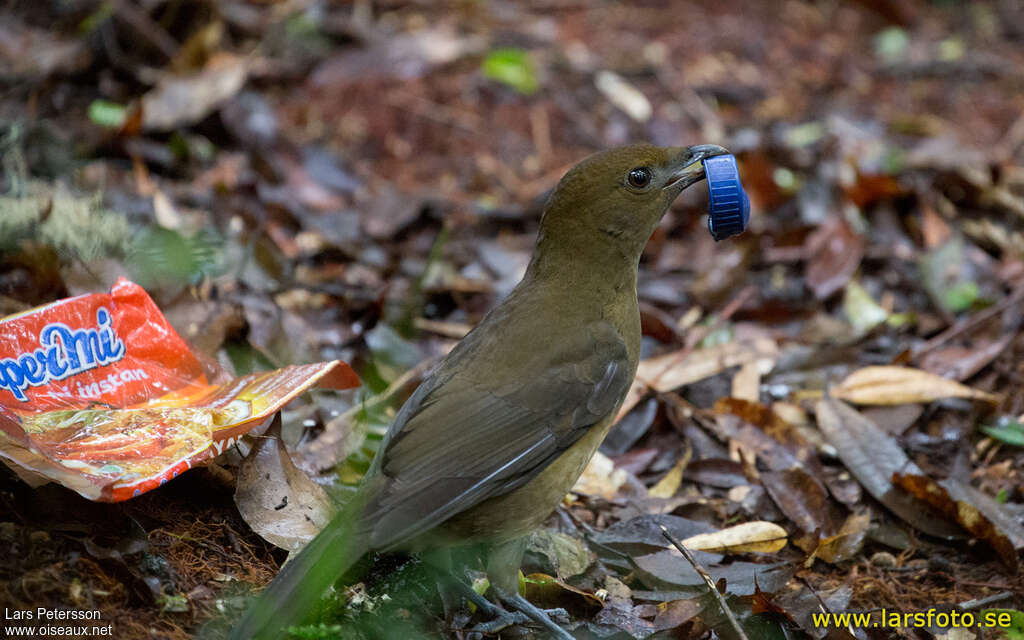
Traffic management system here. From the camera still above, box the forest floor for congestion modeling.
[1,1,1024,638]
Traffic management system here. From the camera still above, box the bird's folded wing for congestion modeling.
[361,321,631,549]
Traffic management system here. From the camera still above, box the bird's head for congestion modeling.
[536,143,729,261]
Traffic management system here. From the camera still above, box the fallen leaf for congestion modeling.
[141,54,248,131]
[831,365,1000,405]
[842,280,888,333]
[652,598,703,632]
[635,337,778,394]
[591,574,657,638]
[0,17,90,79]
[595,70,652,122]
[919,335,1013,382]
[634,552,791,595]
[679,521,788,554]
[686,458,748,488]
[603,398,659,457]
[648,446,690,499]
[982,418,1024,447]
[235,420,336,552]
[893,474,1023,569]
[809,512,871,564]
[526,530,594,580]
[761,468,839,536]
[804,216,864,299]
[815,397,963,538]
[521,573,603,611]
[593,515,718,557]
[311,28,484,86]
[731,361,762,403]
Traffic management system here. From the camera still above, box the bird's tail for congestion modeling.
[229,497,369,640]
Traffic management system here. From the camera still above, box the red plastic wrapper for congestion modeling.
[0,278,360,501]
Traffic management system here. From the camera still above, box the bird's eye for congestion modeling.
[627,167,652,188]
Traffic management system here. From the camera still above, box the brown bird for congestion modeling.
[231,143,730,639]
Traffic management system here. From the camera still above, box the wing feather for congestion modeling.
[361,321,631,549]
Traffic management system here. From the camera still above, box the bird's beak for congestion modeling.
[663,144,730,190]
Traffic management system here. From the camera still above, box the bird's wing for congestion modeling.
[360,320,631,549]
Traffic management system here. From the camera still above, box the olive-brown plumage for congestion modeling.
[231,143,728,639]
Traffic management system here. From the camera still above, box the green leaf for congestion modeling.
[874,27,909,65]
[982,610,1024,640]
[943,281,979,312]
[129,226,222,290]
[981,419,1024,447]
[481,48,538,94]
[364,324,423,385]
[88,100,127,128]
[843,280,888,333]
[919,236,982,313]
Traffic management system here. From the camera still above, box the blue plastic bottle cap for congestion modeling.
[703,154,750,241]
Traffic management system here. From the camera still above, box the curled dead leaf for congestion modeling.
[815,397,964,538]
[679,521,788,554]
[635,337,778,394]
[893,474,1023,570]
[141,54,248,131]
[832,365,1000,405]
[809,512,871,565]
[235,420,335,552]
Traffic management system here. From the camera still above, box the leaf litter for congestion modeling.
[2,0,1024,637]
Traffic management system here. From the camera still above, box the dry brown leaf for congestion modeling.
[815,397,964,538]
[832,365,1000,405]
[731,361,762,402]
[893,474,1022,569]
[648,446,691,499]
[636,337,778,393]
[809,512,871,565]
[571,451,628,499]
[141,53,248,131]
[804,216,864,299]
[679,521,788,554]
[761,468,838,536]
[235,421,335,552]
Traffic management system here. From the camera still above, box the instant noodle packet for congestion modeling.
[0,278,360,501]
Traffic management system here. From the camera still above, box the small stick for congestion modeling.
[912,284,1024,360]
[648,285,756,391]
[659,524,749,640]
[959,591,1014,611]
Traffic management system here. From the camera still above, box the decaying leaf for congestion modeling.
[592,515,718,557]
[521,573,604,611]
[636,337,778,394]
[648,445,691,499]
[809,512,871,565]
[634,552,792,595]
[235,420,336,552]
[831,365,1000,405]
[761,468,838,536]
[141,54,248,131]
[679,521,788,554]
[591,574,657,638]
[804,216,864,299]
[526,530,594,580]
[652,597,703,632]
[815,397,964,538]
[893,474,1024,569]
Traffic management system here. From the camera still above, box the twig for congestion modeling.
[647,285,756,392]
[912,284,1024,361]
[959,591,1014,610]
[659,524,749,640]
[111,0,180,62]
